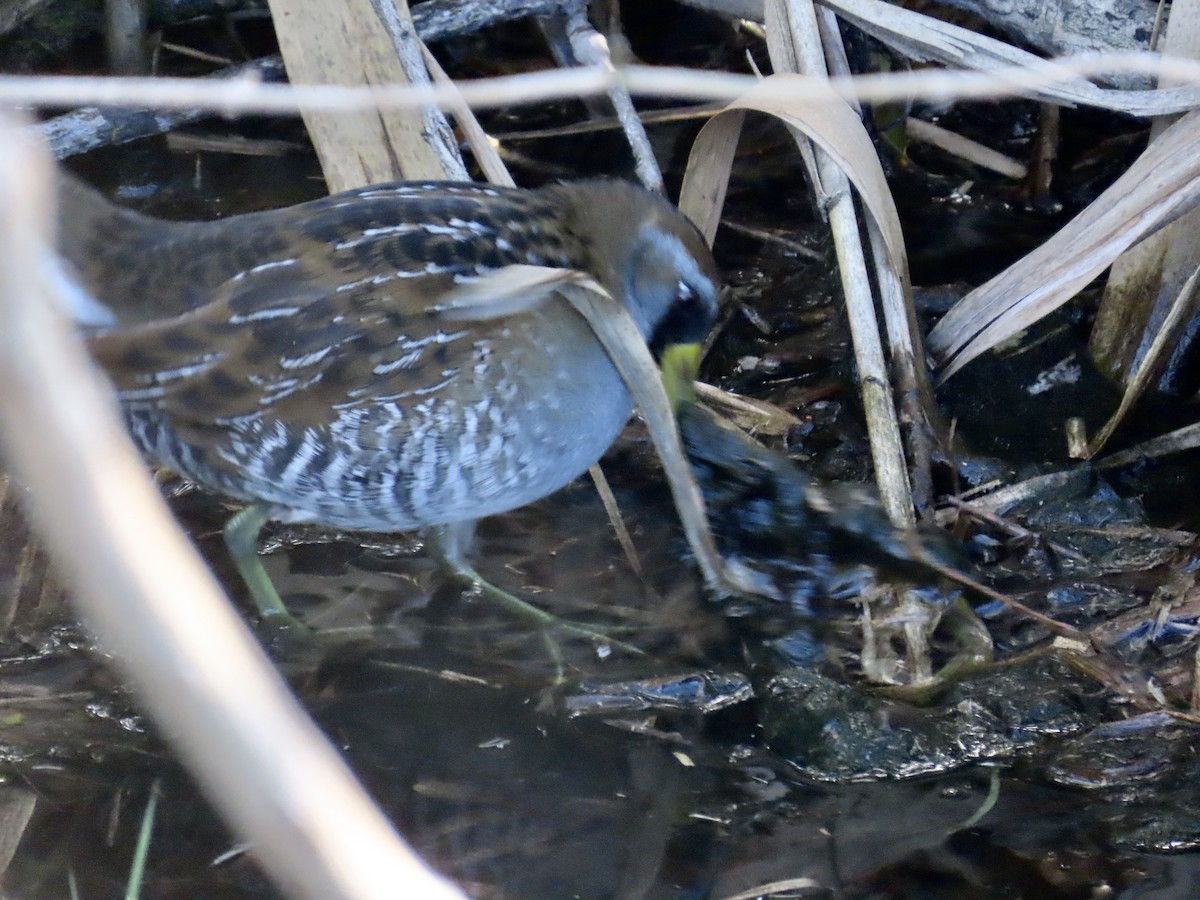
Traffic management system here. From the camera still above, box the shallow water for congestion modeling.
[4,29,1200,899]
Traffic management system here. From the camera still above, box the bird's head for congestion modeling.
[557,180,721,406]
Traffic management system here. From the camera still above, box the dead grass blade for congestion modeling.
[680,74,907,283]
[435,264,592,318]
[1085,263,1200,457]
[557,281,749,598]
[1097,420,1200,468]
[929,109,1200,381]
[820,0,1200,116]
[680,64,923,522]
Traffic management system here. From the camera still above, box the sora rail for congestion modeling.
[57,173,721,626]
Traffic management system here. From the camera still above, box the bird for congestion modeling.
[55,172,722,633]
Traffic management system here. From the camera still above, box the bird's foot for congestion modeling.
[445,557,645,661]
[223,504,307,631]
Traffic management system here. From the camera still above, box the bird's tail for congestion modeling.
[54,171,200,327]
[56,171,150,300]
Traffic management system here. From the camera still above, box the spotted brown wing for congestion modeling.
[86,250,470,431]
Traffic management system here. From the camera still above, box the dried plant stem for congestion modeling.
[768,0,914,526]
[1087,262,1200,456]
[562,2,664,193]
[420,44,515,187]
[0,115,463,900]
[588,464,644,577]
[105,0,147,75]
[371,0,468,180]
[808,2,945,514]
[905,117,1028,179]
[921,560,1086,641]
[1097,420,1200,467]
[9,54,1200,120]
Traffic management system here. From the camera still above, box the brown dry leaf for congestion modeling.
[929,109,1200,381]
[678,73,908,288]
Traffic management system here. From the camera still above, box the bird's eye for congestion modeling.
[676,280,698,303]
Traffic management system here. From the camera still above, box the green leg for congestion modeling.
[432,522,644,657]
[223,504,303,628]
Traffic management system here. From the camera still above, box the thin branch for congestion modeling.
[562,2,664,192]
[372,0,468,179]
[8,54,1200,119]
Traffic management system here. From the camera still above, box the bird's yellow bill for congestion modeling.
[660,342,701,411]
